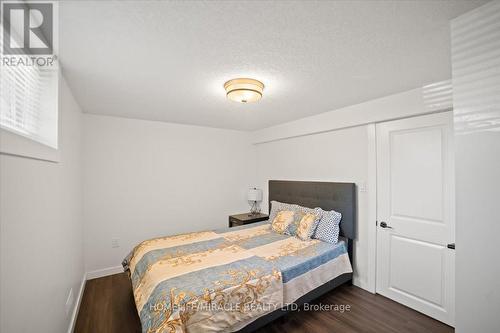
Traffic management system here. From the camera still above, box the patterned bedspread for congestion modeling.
[123,222,351,333]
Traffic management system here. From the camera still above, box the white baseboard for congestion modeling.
[86,265,124,280]
[67,273,86,333]
[353,276,375,294]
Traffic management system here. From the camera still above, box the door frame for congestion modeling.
[365,123,378,293]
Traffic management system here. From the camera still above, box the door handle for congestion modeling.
[447,243,455,250]
[379,221,393,229]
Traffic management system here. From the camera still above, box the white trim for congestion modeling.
[67,273,86,333]
[86,265,124,280]
[352,277,369,291]
[366,123,377,293]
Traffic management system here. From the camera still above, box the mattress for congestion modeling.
[123,221,352,333]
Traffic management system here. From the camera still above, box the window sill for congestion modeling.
[0,129,60,162]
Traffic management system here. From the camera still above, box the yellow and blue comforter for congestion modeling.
[123,221,350,333]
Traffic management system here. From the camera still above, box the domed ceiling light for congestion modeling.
[224,78,264,103]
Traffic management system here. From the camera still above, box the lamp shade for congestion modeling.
[224,78,264,103]
[247,188,262,202]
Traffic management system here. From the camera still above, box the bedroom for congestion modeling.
[0,1,499,332]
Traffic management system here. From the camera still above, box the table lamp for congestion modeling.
[247,188,263,215]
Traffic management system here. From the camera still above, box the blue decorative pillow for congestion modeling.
[313,209,342,244]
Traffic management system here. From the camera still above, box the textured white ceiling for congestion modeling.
[59,0,486,130]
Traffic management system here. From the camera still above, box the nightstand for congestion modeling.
[228,213,269,228]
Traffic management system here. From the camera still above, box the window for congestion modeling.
[0,2,59,161]
[0,42,58,149]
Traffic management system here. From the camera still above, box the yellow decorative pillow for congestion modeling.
[271,210,295,234]
[296,213,319,240]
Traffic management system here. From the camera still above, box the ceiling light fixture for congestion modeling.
[224,78,264,103]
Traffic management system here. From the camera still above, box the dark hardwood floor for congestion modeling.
[75,273,453,333]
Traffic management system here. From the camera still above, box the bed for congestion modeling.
[123,180,356,333]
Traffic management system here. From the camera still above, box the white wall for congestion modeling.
[83,115,256,272]
[452,2,500,332]
[0,78,84,333]
[255,125,375,290]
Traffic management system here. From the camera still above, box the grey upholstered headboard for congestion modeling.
[268,180,356,240]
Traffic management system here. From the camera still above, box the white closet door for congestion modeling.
[376,112,455,326]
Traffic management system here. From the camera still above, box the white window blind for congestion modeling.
[0,29,58,149]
